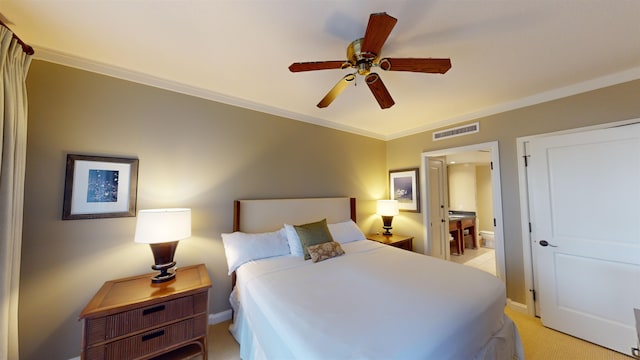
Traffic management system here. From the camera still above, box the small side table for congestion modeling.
[366,233,413,251]
[79,264,211,360]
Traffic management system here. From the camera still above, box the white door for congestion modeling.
[529,124,640,355]
[428,158,448,259]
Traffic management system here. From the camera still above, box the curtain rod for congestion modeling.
[0,20,34,55]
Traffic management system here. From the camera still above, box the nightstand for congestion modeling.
[79,264,211,360]
[366,234,413,251]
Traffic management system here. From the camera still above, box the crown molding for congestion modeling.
[34,47,640,142]
[33,47,386,140]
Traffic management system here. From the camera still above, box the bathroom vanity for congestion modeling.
[448,211,477,255]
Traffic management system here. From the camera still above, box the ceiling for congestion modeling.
[2,1,639,140]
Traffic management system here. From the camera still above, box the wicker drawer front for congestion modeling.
[104,314,205,360]
[193,291,208,314]
[85,295,195,345]
[107,296,194,340]
[82,314,208,360]
[84,317,107,347]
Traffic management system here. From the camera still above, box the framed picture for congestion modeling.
[62,154,139,220]
[389,168,420,213]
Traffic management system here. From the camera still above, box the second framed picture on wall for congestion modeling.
[62,154,139,220]
[389,168,420,212]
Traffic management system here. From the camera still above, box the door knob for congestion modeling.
[539,240,558,247]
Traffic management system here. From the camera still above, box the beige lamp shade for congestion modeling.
[376,200,399,216]
[134,208,192,244]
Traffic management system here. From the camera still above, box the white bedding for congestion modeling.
[230,240,524,360]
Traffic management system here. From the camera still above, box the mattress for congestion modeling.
[230,240,523,359]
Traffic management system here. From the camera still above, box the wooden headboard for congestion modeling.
[233,197,356,232]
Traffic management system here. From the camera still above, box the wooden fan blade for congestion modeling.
[361,13,398,57]
[289,61,348,72]
[379,58,452,74]
[365,73,395,109]
[317,74,356,108]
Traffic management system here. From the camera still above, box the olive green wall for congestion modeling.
[20,60,386,360]
[386,79,640,303]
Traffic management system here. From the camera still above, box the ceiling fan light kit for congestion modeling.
[289,12,452,109]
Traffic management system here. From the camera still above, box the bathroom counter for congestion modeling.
[448,216,477,254]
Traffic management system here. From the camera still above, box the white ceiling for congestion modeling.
[2,1,640,140]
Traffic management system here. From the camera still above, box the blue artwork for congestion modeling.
[393,176,413,203]
[87,169,119,203]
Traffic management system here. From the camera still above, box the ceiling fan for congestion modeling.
[289,12,452,109]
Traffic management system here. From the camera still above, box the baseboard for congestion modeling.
[507,298,528,314]
[209,309,233,325]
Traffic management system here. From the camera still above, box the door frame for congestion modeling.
[516,117,640,316]
[421,141,506,281]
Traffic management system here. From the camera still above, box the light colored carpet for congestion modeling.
[208,320,240,360]
[504,307,633,360]
[206,308,634,360]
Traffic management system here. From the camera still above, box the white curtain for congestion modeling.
[0,25,32,360]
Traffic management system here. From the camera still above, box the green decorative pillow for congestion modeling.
[307,241,345,263]
[294,219,335,260]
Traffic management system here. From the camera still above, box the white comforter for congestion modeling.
[231,240,523,360]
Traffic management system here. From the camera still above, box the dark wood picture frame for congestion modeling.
[62,154,139,220]
[389,168,421,213]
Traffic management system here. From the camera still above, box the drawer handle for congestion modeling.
[142,305,165,316]
[141,330,165,342]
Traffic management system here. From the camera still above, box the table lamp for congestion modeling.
[377,200,399,235]
[134,208,191,283]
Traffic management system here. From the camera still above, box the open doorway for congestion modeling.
[447,154,495,275]
[421,141,506,281]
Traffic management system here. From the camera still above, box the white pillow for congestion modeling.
[328,220,366,244]
[284,224,303,256]
[221,228,290,275]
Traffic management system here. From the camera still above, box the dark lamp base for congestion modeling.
[151,268,176,283]
[148,241,179,283]
[381,215,394,235]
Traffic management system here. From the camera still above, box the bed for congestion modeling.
[222,197,524,360]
